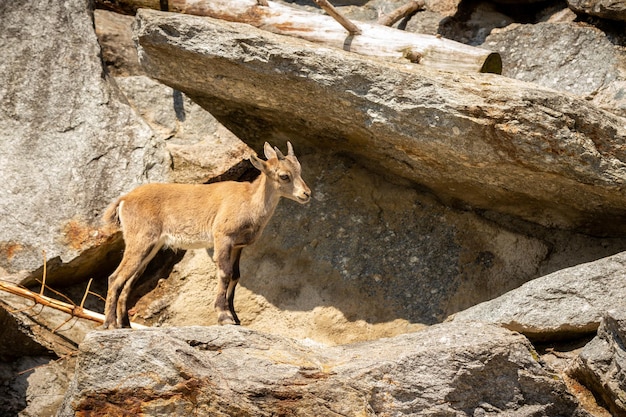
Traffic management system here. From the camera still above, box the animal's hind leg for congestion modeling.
[103,242,159,330]
[116,242,162,328]
[226,248,243,325]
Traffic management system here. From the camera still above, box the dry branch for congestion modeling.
[0,281,147,330]
[95,0,501,73]
[312,0,361,35]
[377,0,425,27]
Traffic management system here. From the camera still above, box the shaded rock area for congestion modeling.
[58,324,583,417]
[2,0,626,415]
[0,290,99,416]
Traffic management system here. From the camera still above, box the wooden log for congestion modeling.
[95,0,501,73]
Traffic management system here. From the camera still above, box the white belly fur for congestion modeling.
[163,233,214,250]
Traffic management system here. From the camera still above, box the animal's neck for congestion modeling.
[250,173,280,221]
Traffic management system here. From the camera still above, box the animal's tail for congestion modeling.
[102,198,122,228]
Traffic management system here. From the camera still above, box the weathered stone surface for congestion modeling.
[58,324,582,416]
[0,0,169,279]
[429,1,515,45]
[568,310,626,417]
[134,10,626,235]
[115,75,255,183]
[451,251,626,341]
[0,305,50,359]
[568,0,626,22]
[484,22,626,117]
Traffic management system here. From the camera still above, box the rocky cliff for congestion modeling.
[1,0,626,415]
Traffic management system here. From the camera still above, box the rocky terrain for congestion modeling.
[1,0,626,415]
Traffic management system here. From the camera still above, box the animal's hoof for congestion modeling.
[218,313,237,325]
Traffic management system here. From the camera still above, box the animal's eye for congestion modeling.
[279,174,291,182]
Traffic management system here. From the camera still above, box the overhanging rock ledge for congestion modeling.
[135,9,626,235]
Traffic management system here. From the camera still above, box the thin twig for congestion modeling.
[35,279,76,306]
[17,350,79,376]
[80,278,93,309]
[40,250,46,296]
[377,0,425,27]
[52,316,76,333]
[312,0,361,35]
[8,303,41,316]
[89,290,106,303]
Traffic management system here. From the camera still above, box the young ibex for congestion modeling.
[101,142,311,329]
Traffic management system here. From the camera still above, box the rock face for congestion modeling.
[568,310,626,416]
[451,251,626,341]
[134,9,626,236]
[4,1,626,415]
[115,75,255,184]
[0,0,169,279]
[58,324,581,417]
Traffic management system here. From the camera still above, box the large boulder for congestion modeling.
[134,10,626,236]
[0,0,169,282]
[451,251,626,341]
[58,324,582,416]
[485,22,626,117]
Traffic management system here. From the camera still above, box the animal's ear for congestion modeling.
[250,154,267,172]
[264,142,278,160]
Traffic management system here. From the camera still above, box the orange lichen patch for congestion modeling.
[75,377,207,417]
[0,242,24,261]
[62,219,116,251]
[562,374,611,417]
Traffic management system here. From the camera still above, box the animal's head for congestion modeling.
[250,142,311,204]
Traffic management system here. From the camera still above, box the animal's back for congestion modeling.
[108,181,254,250]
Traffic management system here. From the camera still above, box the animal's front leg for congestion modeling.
[214,237,237,325]
[227,248,243,325]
